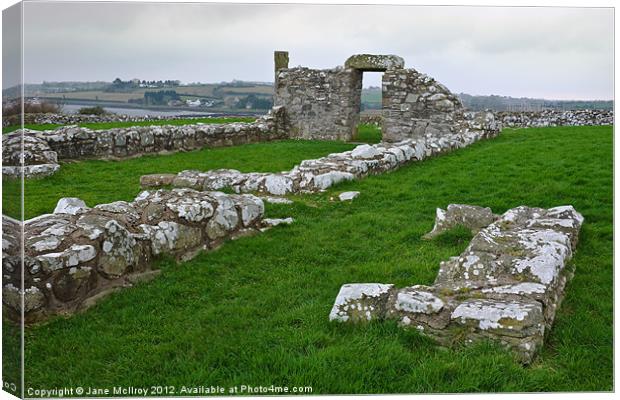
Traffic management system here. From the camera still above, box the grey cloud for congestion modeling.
[14,2,614,99]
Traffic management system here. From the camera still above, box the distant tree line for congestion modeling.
[128,90,181,106]
[235,94,273,110]
[78,106,106,115]
[105,78,180,93]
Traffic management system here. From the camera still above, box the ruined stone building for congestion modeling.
[273,51,491,142]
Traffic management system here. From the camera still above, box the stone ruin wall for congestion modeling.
[141,125,499,196]
[274,67,363,141]
[2,107,288,179]
[1,52,599,363]
[381,69,465,141]
[3,51,507,181]
[2,190,288,324]
[497,109,614,127]
[330,204,584,363]
[360,109,614,129]
[1,111,263,128]
[0,52,500,325]
[273,52,499,142]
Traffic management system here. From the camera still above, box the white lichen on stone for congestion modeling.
[513,229,571,284]
[53,197,89,215]
[482,282,547,295]
[329,283,393,322]
[395,290,444,314]
[451,300,540,330]
[264,175,293,195]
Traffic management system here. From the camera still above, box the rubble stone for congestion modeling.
[53,197,89,215]
[339,191,360,201]
[423,204,498,239]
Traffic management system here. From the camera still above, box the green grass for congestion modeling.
[2,140,356,220]
[353,123,382,143]
[2,116,256,134]
[6,125,613,393]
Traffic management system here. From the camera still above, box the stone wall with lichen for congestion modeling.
[274,67,362,141]
[497,109,614,127]
[141,123,499,196]
[1,190,280,324]
[381,68,466,142]
[330,204,584,364]
[2,107,289,179]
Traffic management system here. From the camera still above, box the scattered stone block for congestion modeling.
[329,283,394,322]
[260,196,294,205]
[423,204,498,239]
[338,191,360,201]
[53,197,89,215]
[261,217,294,231]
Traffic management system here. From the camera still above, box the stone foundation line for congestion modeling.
[329,204,584,364]
[2,107,288,179]
[140,118,499,196]
[2,191,293,324]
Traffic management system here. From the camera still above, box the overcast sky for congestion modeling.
[7,1,615,99]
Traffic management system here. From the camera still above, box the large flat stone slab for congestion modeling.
[344,54,405,71]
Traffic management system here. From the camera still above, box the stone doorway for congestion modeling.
[343,55,405,143]
[355,71,384,143]
[274,52,405,142]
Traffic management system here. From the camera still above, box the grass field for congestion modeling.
[3,125,613,394]
[2,116,256,134]
[1,140,355,220]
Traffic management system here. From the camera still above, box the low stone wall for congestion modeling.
[2,189,277,324]
[359,114,383,126]
[364,109,614,131]
[329,204,583,363]
[2,135,61,178]
[2,111,260,128]
[140,125,499,195]
[496,109,613,128]
[2,107,288,179]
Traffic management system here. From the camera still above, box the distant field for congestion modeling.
[40,84,273,103]
[222,85,274,95]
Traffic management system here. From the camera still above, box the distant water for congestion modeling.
[62,104,217,117]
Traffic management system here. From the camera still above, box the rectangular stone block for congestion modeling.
[329,283,394,322]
